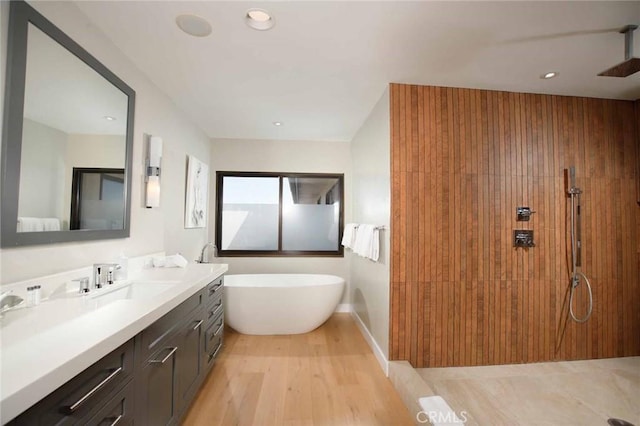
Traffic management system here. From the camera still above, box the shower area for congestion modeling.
[388,84,640,423]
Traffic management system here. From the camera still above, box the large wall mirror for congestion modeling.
[1,1,135,247]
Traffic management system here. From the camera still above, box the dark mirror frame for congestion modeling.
[1,1,135,247]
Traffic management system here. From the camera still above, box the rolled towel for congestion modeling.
[153,254,189,268]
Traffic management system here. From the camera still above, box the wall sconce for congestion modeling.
[146,136,162,208]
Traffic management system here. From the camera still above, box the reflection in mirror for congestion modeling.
[70,168,125,230]
[17,23,127,233]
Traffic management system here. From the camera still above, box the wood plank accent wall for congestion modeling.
[636,100,640,205]
[389,84,640,367]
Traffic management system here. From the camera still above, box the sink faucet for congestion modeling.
[93,263,121,288]
[73,277,91,294]
[198,242,217,263]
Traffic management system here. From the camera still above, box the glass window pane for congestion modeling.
[281,177,340,251]
[221,176,279,250]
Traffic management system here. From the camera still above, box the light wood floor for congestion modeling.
[183,314,414,426]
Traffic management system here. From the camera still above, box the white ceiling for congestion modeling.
[73,1,640,143]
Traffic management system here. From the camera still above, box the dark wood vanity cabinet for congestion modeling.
[8,339,135,425]
[9,276,225,426]
[175,306,206,415]
[135,339,180,425]
[203,276,225,371]
[135,277,224,425]
[83,382,135,426]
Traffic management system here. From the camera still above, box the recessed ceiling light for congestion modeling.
[273,121,283,126]
[104,116,116,121]
[246,8,275,31]
[176,14,212,37]
[541,71,558,79]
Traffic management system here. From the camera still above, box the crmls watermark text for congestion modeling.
[416,410,469,424]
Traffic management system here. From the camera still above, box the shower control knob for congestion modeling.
[513,230,535,248]
[516,207,535,221]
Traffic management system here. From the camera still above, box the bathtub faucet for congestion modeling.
[198,242,217,263]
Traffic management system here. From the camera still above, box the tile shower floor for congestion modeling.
[417,357,640,426]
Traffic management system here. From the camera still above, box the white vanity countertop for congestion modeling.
[0,262,228,424]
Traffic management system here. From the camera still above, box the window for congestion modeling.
[215,172,344,256]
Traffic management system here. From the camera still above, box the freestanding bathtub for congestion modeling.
[224,274,345,335]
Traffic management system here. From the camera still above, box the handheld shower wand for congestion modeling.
[567,166,592,323]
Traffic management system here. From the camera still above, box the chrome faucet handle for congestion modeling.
[72,277,91,294]
[106,264,121,285]
[94,263,121,287]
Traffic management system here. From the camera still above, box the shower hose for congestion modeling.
[569,192,593,323]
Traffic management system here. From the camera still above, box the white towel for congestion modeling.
[418,395,465,425]
[42,218,61,231]
[17,217,62,232]
[153,254,189,268]
[353,224,380,261]
[341,223,358,249]
[17,217,42,232]
[371,227,380,262]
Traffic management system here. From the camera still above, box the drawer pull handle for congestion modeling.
[192,319,204,331]
[208,283,222,295]
[209,301,222,318]
[214,321,224,337]
[209,341,223,362]
[63,367,123,413]
[108,414,123,426]
[149,347,177,364]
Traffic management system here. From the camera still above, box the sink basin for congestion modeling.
[0,294,25,313]
[0,281,180,338]
[90,281,179,306]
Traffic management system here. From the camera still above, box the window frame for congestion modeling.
[215,171,344,257]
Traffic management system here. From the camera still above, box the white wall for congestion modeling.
[209,138,351,303]
[0,1,210,284]
[18,119,68,221]
[349,87,391,358]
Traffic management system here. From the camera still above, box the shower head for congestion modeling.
[598,24,640,77]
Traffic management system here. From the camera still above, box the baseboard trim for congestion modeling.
[350,309,389,376]
[334,303,352,313]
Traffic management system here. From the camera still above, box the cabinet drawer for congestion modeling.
[204,311,224,353]
[205,333,223,369]
[10,339,134,425]
[204,294,223,327]
[83,381,134,426]
[138,290,203,362]
[205,277,223,306]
